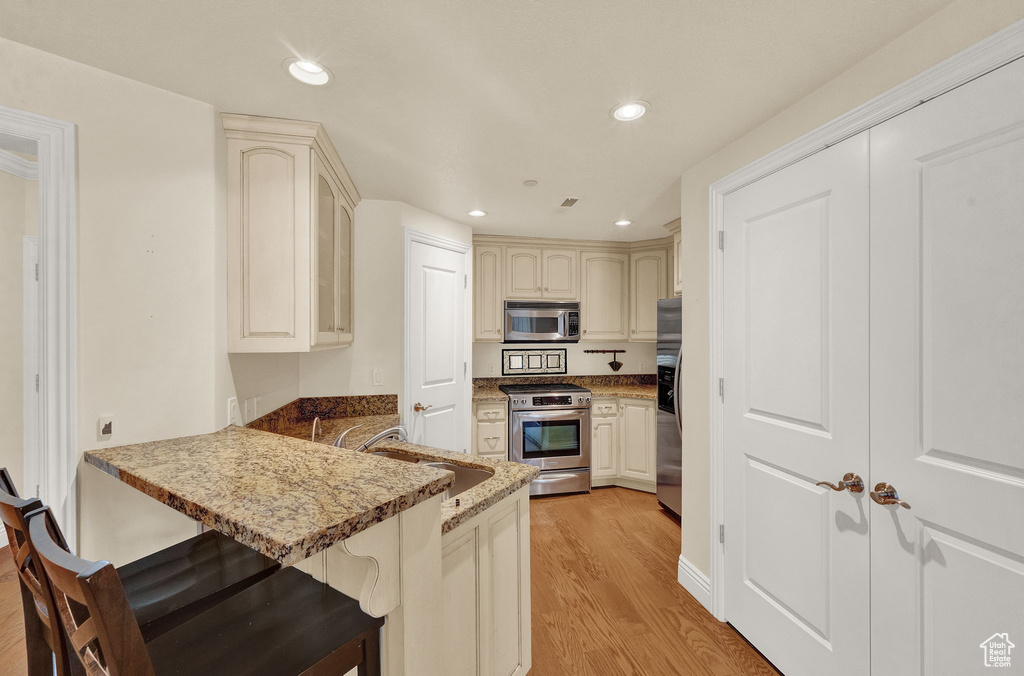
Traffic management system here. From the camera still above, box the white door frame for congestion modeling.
[23,237,40,510]
[403,228,473,453]
[0,104,78,551]
[705,19,1024,621]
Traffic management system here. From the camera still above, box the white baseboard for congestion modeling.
[677,554,713,613]
[591,476,656,494]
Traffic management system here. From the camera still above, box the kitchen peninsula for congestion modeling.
[84,422,537,676]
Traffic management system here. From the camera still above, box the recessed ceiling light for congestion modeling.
[615,220,631,227]
[283,58,332,86]
[468,210,487,217]
[611,101,649,122]
[523,180,538,187]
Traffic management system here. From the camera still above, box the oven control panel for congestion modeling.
[508,393,591,410]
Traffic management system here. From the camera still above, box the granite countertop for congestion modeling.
[266,425,539,534]
[84,426,454,565]
[471,377,656,402]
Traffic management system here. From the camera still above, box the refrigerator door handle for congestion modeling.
[674,346,683,437]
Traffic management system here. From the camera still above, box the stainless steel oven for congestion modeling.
[500,383,592,496]
[503,301,581,343]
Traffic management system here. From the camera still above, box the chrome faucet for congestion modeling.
[311,416,323,442]
[332,424,363,448]
[355,426,408,452]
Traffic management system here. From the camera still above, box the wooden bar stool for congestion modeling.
[0,468,280,675]
[27,506,384,676]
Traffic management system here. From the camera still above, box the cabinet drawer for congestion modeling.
[475,420,507,456]
[592,399,619,417]
[475,403,507,422]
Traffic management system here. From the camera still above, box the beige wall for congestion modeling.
[677,3,1024,577]
[0,168,35,501]
[0,38,233,563]
[299,200,473,406]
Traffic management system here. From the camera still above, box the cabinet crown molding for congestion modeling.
[221,112,360,205]
[473,234,671,251]
[663,217,681,234]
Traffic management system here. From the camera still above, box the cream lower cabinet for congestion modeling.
[441,486,531,676]
[472,402,508,459]
[590,398,656,491]
[592,401,619,478]
[223,113,358,353]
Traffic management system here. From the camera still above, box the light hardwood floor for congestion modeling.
[0,487,778,675]
[530,487,779,675]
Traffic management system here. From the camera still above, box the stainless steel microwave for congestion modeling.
[503,301,581,343]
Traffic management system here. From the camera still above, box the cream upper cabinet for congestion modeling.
[505,247,577,299]
[505,248,543,298]
[619,399,655,482]
[474,246,503,341]
[579,251,629,341]
[629,250,667,341]
[673,231,683,297]
[541,249,577,299]
[224,113,358,353]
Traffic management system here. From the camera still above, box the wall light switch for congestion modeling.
[243,398,254,423]
[253,396,262,417]
[98,416,113,440]
[488,363,497,375]
[373,368,384,386]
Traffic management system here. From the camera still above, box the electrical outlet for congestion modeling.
[488,363,497,375]
[227,398,242,426]
[97,416,113,440]
[373,368,384,386]
[639,360,647,372]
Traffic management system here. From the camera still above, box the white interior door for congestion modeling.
[723,133,870,676]
[869,57,1024,676]
[406,235,469,452]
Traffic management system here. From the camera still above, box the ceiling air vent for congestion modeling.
[560,197,579,207]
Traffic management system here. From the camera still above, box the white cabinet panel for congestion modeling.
[592,411,618,478]
[474,246,503,341]
[473,402,508,458]
[629,250,667,342]
[541,249,577,299]
[580,252,628,341]
[505,248,543,299]
[619,399,655,481]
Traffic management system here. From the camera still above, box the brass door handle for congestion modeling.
[815,472,864,493]
[870,482,911,509]
[413,402,433,412]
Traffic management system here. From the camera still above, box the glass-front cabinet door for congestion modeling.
[312,154,352,347]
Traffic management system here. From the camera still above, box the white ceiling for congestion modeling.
[0,0,953,241]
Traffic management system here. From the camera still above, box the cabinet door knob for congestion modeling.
[544,287,549,292]
[631,329,636,334]
[583,329,587,334]
[536,286,541,291]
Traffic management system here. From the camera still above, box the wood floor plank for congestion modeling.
[0,547,28,676]
[531,487,780,675]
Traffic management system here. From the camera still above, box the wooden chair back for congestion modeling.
[26,506,156,676]
[0,467,79,676]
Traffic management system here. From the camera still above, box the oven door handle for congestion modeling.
[512,409,589,422]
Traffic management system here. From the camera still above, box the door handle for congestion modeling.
[413,402,433,412]
[815,472,864,493]
[870,482,911,509]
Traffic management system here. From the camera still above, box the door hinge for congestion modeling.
[35,484,40,498]
[464,274,468,289]
[35,374,39,392]
[464,362,467,377]
[35,263,39,281]
[720,524,725,544]
[718,231,724,251]
[718,378,724,400]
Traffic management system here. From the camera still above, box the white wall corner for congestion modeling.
[677,554,713,614]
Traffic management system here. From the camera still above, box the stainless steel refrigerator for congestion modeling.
[656,298,682,518]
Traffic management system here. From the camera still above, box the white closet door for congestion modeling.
[723,132,870,676]
[870,57,1024,676]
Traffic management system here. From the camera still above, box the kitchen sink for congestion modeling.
[367,451,494,498]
